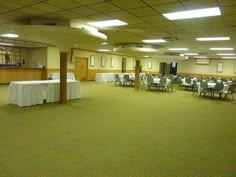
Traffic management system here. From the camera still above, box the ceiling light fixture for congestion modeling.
[0,33,19,38]
[142,39,167,43]
[97,49,111,52]
[221,56,236,59]
[0,42,14,46]
[196,37,230,41]
[168,48,189,51]
[163,7,221,20]
[194,56,208,58]
[210,48,234,50]
[217,53,235,56]
[184,53,199,55]
[88,20,127,27]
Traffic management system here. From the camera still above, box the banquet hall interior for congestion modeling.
[0,0,236,176]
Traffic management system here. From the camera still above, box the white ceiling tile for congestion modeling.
[224,14,236,21]
[142,0,178,6]
[127,7,158,17]
[72,0,105,5]
[111,0,147,10]
[152,2,185,14]
[106,11,136,20]
[8,0,43,5]
[89,2,121,13]
[18,7,46,16]
[46,0,82,9]
[218,0,236,6]
[30,3,63,13]
[140,15,167,23]
[69,7,100,16]
[221,6,236,15]
[181,0,218,10]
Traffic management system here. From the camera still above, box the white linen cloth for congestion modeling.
[197,82,229,95]
[95,73,115,82]
[153,78,171,88]
[48,73,75,80]
[9,80,81,107]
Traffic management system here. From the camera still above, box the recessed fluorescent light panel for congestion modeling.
[184,53,199,55]
[196,37,230,41]
[97,49,111,52]
[168,48,189,51]
[217,53,235,56]
[210,48,234,50]
[142,39,167,43]
[221,57,236,59]
[0,33,19,38]
[88,20,127,27]
[0,42,14,46]
[194,56,208,59]
[163,7,221,20]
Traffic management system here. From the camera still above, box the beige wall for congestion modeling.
[19,47,236,79]
[71,49,135,71]
[47,46,60,68]
[22,47,47,68]
[178,59,236,77]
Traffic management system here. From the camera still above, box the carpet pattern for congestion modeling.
[0,82,235,177]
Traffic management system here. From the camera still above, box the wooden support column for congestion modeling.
[134,60,140,90]
[60,52,67,104]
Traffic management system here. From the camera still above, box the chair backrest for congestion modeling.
[228,84,236,93]
[214,82,224,91]
[200,81,208,90]
[185,77,191,84]
[193,80,197,88]
[115,74,120,81]
[160,77,166,85]
[147,74,153,85]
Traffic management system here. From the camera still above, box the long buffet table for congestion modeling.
[9,80,81,107]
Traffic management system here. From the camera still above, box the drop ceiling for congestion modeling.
[0,0,236,59]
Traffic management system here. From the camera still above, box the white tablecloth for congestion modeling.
[48,73,75,80]
[95,73,115,82]
[197,82,229,95]
[9,80,81,107]
[153,78,171,88]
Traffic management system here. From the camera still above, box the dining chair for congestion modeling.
[192,80,198,95]
[212,82,224,98]
[224,84,235,101]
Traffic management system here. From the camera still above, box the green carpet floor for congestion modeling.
[0,82,235,177]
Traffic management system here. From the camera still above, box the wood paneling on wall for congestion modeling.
[0,68,45,83]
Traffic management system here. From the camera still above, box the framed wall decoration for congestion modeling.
[101,56,106,67]
[110,58,115,67]
[216,62,223,73]
[148,60,152,69]
[90,55,95,67]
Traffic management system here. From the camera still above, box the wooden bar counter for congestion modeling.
[0,67,46,84]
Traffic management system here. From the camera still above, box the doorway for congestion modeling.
[74,57,88,80]
[159,62,178,76]
[170,62,178,75]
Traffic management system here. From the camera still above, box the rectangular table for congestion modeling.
[95,73,115,82]
[48,72,75,80]
[9,80,81,107]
